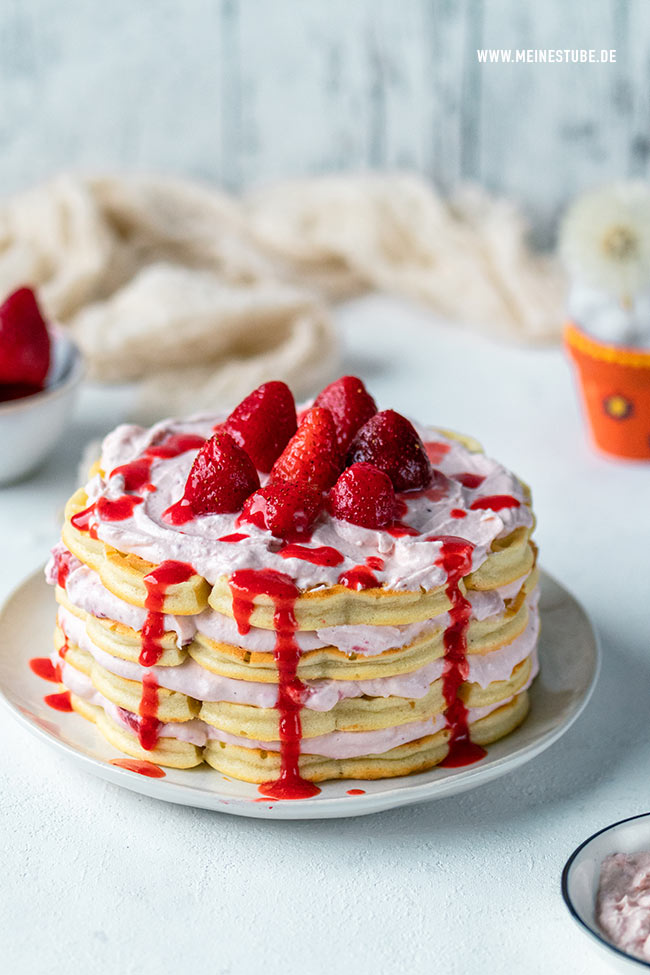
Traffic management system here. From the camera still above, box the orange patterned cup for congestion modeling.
[565,322,650,460]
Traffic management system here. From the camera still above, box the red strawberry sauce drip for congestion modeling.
[280,544,344,567]
[386,497,420,537]
[387,522,420,538]
[140,560,195,667]
[70,504,99,539]
[405,473,450,503]
[453,472,485,490]
[338,566,379,590]
[29,657,61,683]
[470,495,521,512]
[450,509,467,519]
[424,441,451,464]
[366,556,384,571]
[71,495,143,533]
[346,788,366,795]
[430,536,487,769]
[229,569,320,801]
[138,671,162,751]
[110,457,154,492]
[110,758,166,777]
[74,437,206,538]
[76,437,208,536]
[44,690,73,712]
[136,560,195,756]
[162,499,194,525]
[53,547,75,589]
[59,634,69,659]
[109,434,207,496]
[144,434,206,459]
[96,495,143,520]
[121,560,190,758]
[140,613,166,669]
[218,533,249,543]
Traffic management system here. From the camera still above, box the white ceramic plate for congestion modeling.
[0,568,599,820]
[562,813,650,972]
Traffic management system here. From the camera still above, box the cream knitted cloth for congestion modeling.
[0,172,563,417]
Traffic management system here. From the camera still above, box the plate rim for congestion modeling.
[0,565,601,820]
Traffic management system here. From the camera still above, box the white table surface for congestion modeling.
[1,294,648,975]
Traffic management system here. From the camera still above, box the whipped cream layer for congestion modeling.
[59,659,532,759]
[82,413,533,592]
[52,550,528,656]
[597,853,650,961]
[201,683,535,757]
[56,598,538,711]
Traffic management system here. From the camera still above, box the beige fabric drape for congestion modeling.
[0,172,564,417]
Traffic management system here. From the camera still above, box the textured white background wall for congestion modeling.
[0,0,649,237]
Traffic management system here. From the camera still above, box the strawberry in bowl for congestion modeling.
[0,286,83,484]
[0,287,52,402]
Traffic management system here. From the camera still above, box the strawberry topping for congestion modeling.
[313,375,377,452]
[0,287,51,388]
[270,406,340,492]
[223,381,297,472]
[240,480,322,539]
[163,431,259,522]
[347,409,432,492]
[329,462,397,529]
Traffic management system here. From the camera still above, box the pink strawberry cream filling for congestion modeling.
[56,654,537,759]
[47,549,530,656]
[55,596,538,713]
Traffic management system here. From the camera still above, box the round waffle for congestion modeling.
[70,694,204,769]
[189,594,531,681]
[201,693,530,783]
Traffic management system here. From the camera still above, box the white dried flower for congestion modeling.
[560,182,650,303]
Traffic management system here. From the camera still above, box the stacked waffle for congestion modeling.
[46,376,539,797]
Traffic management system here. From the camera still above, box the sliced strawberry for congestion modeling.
[0,287,51,387]
[329,462,397,529]
[223,381,297,472]
[347,410,432,492]
[240,480,322,538]
[164,432,259,521]
[313,375,377,452]
[270,406,340,492]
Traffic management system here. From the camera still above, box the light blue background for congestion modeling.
[1,0,648,239]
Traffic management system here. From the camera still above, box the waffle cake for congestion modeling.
[42,376,540,799]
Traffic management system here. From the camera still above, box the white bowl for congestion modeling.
[562,813,650,972]
[0,332,84,484]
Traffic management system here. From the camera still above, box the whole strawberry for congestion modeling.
[270,406,340,492]
[223,381,297,472]
[240,480,322,538]
[329,462,397,529]
[347,410,432,492]
[313,375,377,452]
[0,287,51,387]
[163,432,259,523]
